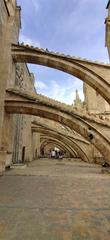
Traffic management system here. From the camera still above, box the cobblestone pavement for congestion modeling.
[0,159,110,240]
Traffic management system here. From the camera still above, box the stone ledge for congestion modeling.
[101,168,110,174]
[10,164,27,169]
[12,43,110,66]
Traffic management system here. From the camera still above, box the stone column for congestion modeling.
[32,132,41,160]
[0,18,10,173]
[0,17,18,172]
[83,83,98,113]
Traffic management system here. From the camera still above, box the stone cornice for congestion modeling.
[12,43,110,67]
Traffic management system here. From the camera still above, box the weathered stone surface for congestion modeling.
[5,89,110,162]
[0,0,110,173]
[12,43,110,104]
[0,159,110,240]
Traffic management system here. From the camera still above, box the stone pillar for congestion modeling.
[0,16,10,173]
[32,132,41,160]
[0,151,6,175]
[0,18,15,171]
[0,2,21,173]
[12,115,24,163]
[21,116,33,162]
[83,83,98,113]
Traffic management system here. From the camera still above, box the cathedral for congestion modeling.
[0,1,110,239]
[0,0,110,173]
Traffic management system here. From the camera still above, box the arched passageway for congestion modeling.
[32,125,90,162]
[40,139,76,158]
[40,136,78,158]
[5,90,110,162]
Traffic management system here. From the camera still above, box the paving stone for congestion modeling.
[0,159,110,240]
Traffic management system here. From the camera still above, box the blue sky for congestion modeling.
[17,0,109,104]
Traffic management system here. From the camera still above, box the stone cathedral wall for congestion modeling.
[0,1,110,174]
[0,1,35,173]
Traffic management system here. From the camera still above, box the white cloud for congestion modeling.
[28,65,85,105]
[19,34,40,47]
[35,81,48,90]
[31,0,40,13]
[37,78,84,105]
[66,76,83,90]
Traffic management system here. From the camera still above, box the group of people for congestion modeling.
[51,147,64,159]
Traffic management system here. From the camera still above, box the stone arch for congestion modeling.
[12,44,110,104]
[40,138,76,158]
[32,126,90,162]
[40,136,78,158]
[5,94,110,162]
